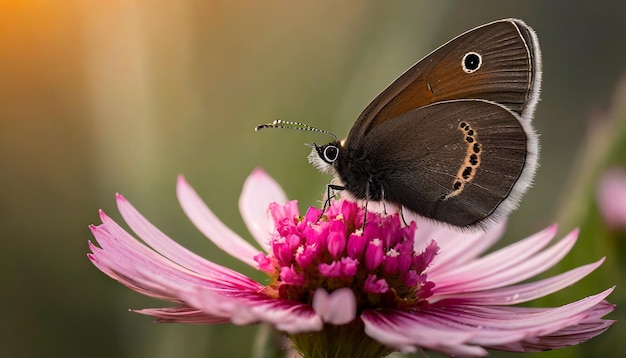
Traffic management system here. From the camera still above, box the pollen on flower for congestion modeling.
[258,198,439,312]
[386,248,400,257]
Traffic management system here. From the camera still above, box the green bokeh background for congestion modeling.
[1,1,625,357]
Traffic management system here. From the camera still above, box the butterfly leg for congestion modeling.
[379,185,409,226]
[380,186,388,215]
[362,182,375,228]
[361,199,369,229]
[399,207,409,227]
[319,184,345,220]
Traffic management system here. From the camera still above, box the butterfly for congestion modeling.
[258,19,541,229]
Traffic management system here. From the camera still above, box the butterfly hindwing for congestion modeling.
[341,99,537,227]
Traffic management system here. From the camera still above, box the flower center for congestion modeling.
[254,199,438,313]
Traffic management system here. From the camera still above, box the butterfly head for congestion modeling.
[307,142,340,174]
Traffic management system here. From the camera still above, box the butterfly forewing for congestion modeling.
[347,19,540,148]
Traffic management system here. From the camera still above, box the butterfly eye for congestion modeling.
[462,52,482,73]
[323,145,339,163]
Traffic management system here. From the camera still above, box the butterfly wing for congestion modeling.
[355,99,537,228]
[347,19,541,146]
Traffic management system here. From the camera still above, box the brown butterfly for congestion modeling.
[259,19,541,229]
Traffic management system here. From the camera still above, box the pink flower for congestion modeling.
[598,167,626,229]
[88,169,615,357]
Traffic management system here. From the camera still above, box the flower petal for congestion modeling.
[177,176,260,267]
[100,208,257,287]
[115,193,257,283]
[362,309,488,356]
[244,299,323,333]
[363,288,613,355]
[87,241,169,299]
[432,258,605,305]
[427,287,613,331]
[90,211,261,300]
[134,306,231,324]
[597,167,626,229]
[180,287,323,334]
[489,301,616,352]
[312,288,357,325]
[426,221,506,275]
[89,222,200,300]
[431,225,566,293]
[239,168,288,251]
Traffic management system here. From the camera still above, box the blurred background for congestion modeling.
[1,1,625,357]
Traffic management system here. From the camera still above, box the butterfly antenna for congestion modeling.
[255,119,337,140]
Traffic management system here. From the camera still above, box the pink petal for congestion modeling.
[431,225,565,293]
[363,288,613,355]
[597,167,626,229]
[245,299,323,333]
[177,286,244,319]
[134,306,231,324]
[180,287,323,333]
[115,193,258,284]
[445,228,577,294]
[426,221,506,275]
[490,303,615,352]
[362,309,488,356]
[239,168,288,252]
[90,212,261,304]
[88,243,172,300]
[90,222,199,299]
[432,258,605,305]
[312,288,357,325]
[177,176,260,267]
[427,287,614,330]
[98,209,257,288]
